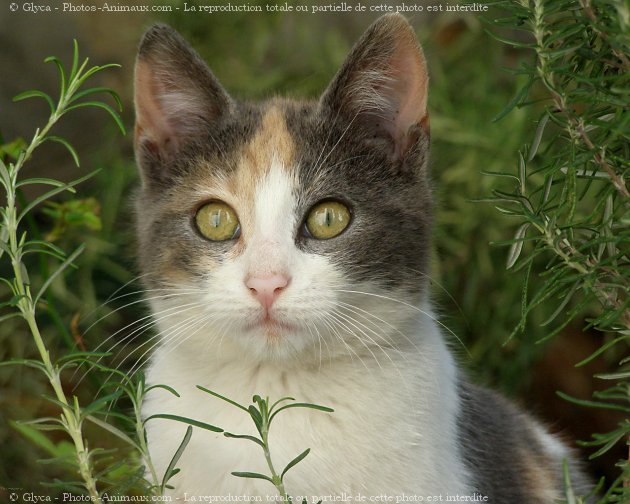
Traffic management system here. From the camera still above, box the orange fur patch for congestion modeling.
[227,103,296,239]
[158,104,296,260]
[230,104,295,195]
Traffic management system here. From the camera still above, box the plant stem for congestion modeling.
[261,417,289,502]
[9,228,101,501]
[3,80,102,503]
[134,384,160,493]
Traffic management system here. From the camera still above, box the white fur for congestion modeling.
[143,164,472,499]
[534,424,569,462]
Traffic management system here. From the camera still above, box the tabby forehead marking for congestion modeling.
[225,105,297,247]
[230,104,296,198]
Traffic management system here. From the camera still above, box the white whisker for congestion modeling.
[333,289,470,357]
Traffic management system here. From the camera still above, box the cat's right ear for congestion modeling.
[134,24,232,184]
[319,14,429,167]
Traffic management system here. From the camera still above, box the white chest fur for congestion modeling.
[143,319,471,500]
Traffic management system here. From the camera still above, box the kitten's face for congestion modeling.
[134,15,432,362]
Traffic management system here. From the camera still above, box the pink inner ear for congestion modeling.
[392,49,428,135]
[134,62,200,151]
[372,35,428,158]
[338,18,429,160]
[392,51,428,157]
[134,61,180,151]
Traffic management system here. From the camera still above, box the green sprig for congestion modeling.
[0,40,125,501]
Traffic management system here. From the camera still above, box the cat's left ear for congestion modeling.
[320,14,429,164]
[133,24,233,185]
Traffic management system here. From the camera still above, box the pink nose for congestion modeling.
[246,274,290,310]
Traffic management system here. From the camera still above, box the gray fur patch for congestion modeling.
[457,382,594,503]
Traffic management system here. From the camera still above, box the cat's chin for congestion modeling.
[233,318,315,361]
[245,317,296,336]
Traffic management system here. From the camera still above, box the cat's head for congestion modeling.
[133,14,433,363]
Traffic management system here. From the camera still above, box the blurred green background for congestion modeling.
[0,0,619,494]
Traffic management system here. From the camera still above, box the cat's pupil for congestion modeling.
[325,209,332,227]
[211,211,221,228]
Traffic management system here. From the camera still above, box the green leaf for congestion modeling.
[484,28,537,49]
[492,77,534,122]
[0,312,21,324]
[248,405,263,434]
[540,174,553,205]
[0,158,11,192]
[546,44,581,59]
[145,383,181,398]
[593,370,630,380]
[223,432,265,448]
[479,170,521,183]
[253,395,268,422]
[44,55,67,101]
[69,87,123,111]
[145,414,223,433]
[269,403,334,423]
[80,390,122,417]
[22,239,66,257]
[269,396,296,413]
[576,336,629,367]
[72,56,90,89]
[64,101,126,135]
[34,244,85,304]
[21,247,65,262]
[85,415,140,451]
[0,294,25,309]
[540,281,579,326]
[529,112,550,161]
[11,421,61,458]
[45,136,80,167]
[536,298,591,344]
[69,39,80,82]
[17,417,65,432]
[15,177,68,189]
[161,426,192,493]
[586,431,626,459]
[506,223,530,269]
[196,385,248,412]
[75,63,121,90]
[556,391,630,413]
[230,471,274,483]
[77,360,129,382]
[0,358,47,373]
[281,448,310,481]
[41,395,74,413]
[57,351,112,364]
[518,151,526,194]
[0,240,13,261]
[17,169,99,225]
[13,90,56,114]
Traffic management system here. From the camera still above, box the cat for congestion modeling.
[134,13,592,502]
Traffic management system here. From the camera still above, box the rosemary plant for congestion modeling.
[146,387,333,500]
[0,41,125,500]
[486,0,629,501]
[1,40,330,500]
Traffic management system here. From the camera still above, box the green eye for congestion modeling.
[305,201,351,239]
[195,202,240,241]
